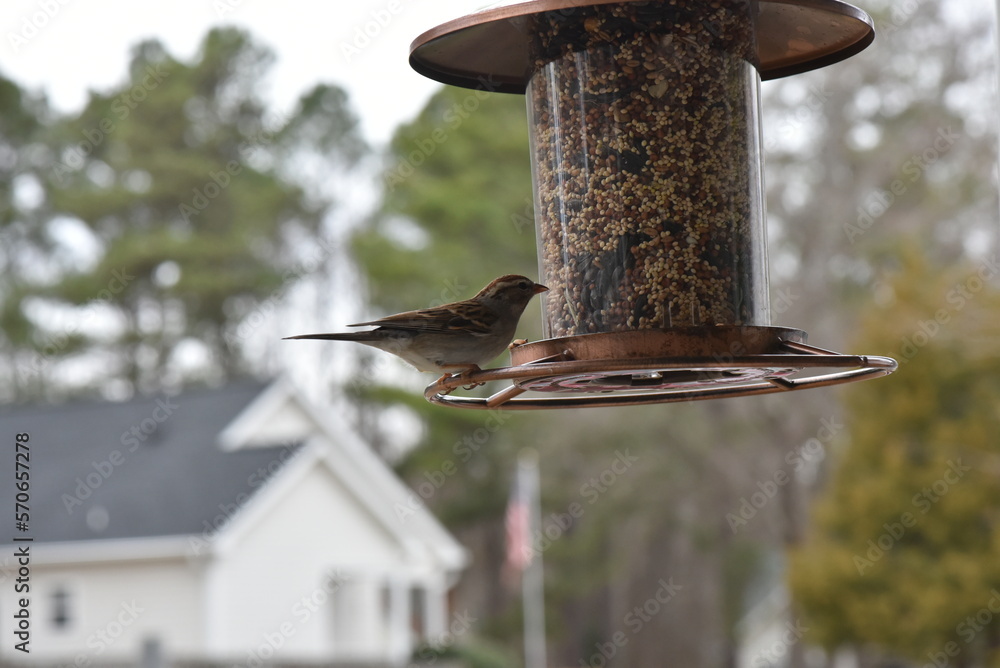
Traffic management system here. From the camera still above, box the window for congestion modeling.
[410,586,426,641]
[51,587,71,631]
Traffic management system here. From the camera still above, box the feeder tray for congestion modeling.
[424,327,896,409]
[410,0,895,408]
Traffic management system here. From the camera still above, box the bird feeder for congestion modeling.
[409,0,896,409]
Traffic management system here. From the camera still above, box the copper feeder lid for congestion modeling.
[410,0,875,93]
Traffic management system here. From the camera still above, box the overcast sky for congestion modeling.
[4,0,996,143]
[0,0,496,145]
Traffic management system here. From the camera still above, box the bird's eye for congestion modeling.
[518,280,530,290]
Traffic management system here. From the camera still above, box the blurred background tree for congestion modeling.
[790,248,1000,667]
[0,72,52,401]
[763,0,1000,665]
[0,28,366,401]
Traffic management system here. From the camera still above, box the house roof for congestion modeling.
[0,381,296,544]
[0,379,469,574]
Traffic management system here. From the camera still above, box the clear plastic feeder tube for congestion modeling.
[527,1,770,338]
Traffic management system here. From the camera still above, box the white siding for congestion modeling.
[207,464,410,664]
[0,558,202,663]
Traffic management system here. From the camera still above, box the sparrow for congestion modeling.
[284,274,548,381]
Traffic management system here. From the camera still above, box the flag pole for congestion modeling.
[519,449,547,668]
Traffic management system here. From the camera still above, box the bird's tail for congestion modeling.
[282,332,372,341]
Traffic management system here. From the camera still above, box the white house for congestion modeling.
[0,379,468,667]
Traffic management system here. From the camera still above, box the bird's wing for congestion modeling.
[349,300,498,335]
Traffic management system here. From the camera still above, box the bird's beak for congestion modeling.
[533,283,549,294]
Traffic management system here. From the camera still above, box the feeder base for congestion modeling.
[424,327,896,409]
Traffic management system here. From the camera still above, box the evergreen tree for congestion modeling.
[1,28,366,399]
[0,73,54,401]
[790,247,1000,666]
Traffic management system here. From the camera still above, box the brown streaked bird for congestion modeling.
[284,275,548,381]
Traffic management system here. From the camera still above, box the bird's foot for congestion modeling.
[439,365,485,390]
[434,365,483,390]
[459,365,486,390]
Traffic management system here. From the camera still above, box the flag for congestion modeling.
[504,461,533,578]
[507,450,547,668]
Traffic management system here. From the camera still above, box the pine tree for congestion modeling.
[1,28,365,398]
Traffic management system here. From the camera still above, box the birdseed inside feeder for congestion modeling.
[526,1,767,336]
[409,0,895,409]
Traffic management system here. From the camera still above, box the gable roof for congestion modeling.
[0,381,295,544]
[0,379,469,574]
[215,379,470,573]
